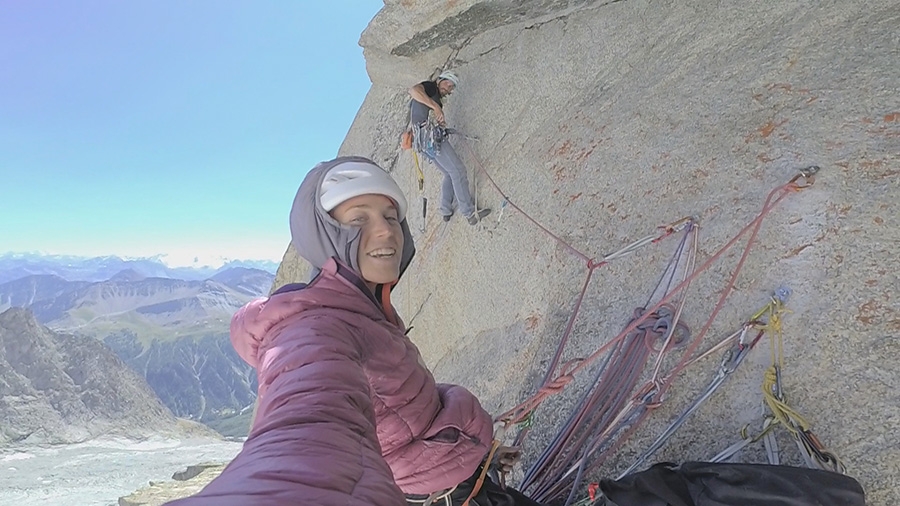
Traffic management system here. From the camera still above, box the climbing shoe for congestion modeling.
[442,214,452,222]
[467,208,492,225]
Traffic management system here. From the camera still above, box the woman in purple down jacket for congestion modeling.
[167,156,544,506]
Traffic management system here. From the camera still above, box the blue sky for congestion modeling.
[0,1,382,267]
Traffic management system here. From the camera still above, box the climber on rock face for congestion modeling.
[165,156,542,506]
[407,71,491,226]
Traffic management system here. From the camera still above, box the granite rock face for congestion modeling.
[285,1,897,504]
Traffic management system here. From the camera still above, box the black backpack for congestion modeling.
[599,462,866,506]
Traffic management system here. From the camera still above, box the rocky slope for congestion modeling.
[0,307,214,445]
[0,269,270,429]
[103,330,257,423]
[0,274,91,310]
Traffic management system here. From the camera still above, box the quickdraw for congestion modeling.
[619,287,792,478]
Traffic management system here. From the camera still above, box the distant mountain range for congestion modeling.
[0,268,274,333]
[0,252,279,285]
[0,258,275,435]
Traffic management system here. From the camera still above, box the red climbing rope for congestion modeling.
[454,134,820,503]
[487,173,813,426]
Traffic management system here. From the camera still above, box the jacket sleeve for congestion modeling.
[166,311,406,506]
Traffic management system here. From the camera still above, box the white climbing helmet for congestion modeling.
[319,160,408,220]
[438,70,460,88]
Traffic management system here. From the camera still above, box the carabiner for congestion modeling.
[789,165,820,188]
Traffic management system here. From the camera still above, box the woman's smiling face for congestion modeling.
[330,194,404,290]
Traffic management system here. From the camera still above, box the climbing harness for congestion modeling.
[411,120,450,157]
[406,484,458,506]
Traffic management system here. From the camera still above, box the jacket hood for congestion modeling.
[289,156,416,283]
